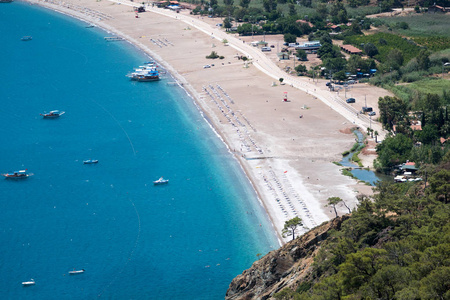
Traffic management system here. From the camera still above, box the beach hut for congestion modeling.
[277,52,290,60]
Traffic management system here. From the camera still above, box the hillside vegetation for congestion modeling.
[226,155,450,300]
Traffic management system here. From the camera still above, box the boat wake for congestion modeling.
[89,99,136,156]
[97,195,141,297]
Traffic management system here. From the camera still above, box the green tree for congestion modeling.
[282,217,304,240]
[237,23,253,35]
[376,134,413,169]
[419,266,450,299]
[416,49,430,70]
[295,64,307,74]
[209,0,218,7]
[223,17,232,31]
[365,265,411,299]
[206,51,219,59]
[428,169,450,203]
[334,70,347,82]
[415,124,439,145]
[239,0,250,8]
[386,49,404,70]
[348,22,362,35]
[323,56,347,74]
[316,3,328,19]
[263,0,277,12]
[283,33,296,44]
[295,49,307,61]
[364,42,378,57]
[288,3,296,16]
[378,96,408,131]
[339,248,388,292]
[326,197,342,218]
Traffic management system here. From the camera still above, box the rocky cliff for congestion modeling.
[226,216,349,300]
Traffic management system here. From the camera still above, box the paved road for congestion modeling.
[109,0,385,140]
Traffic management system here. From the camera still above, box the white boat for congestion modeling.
[83,159,98,164]
[127,63,160,82]
[21,36,32,41]
[22,279,35,286]
[153,177,169,185]
[69,269,85,275]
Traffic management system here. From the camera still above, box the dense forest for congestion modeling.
[271,154,449,299]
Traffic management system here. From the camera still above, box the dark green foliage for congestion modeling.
[206,51,219,59]
[284,33,296,43]
[416,49,431,71]
[376,134,413,169]
[282,217,304,240]
[262,0,277,12]
[295,49,307,61]
[288,157,450,299]
[378,95,408,131]
[346,55,375,74]
[295,64,307,74]
[288,3,296,16]
[413,36,450,51]
[386,49,404,70]
[345,32,421,64]
[239,0,250,8]
[363,42,379,57]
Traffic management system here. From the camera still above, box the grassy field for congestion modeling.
[390,78,450,103]
[406,78,450,96]
[377,14,450,37]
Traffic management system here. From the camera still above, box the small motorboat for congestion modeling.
[40,110,65,118]
[69,269,85,275]
[21,36,32,41]
[153,177,169,185]
[2,170,33,179]
[22,279,35,286]
[83,159,98,164]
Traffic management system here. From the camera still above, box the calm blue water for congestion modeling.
[340,130,382,185]
[0,3,278,299]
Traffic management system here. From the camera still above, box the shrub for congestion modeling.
[206,51,219,59]
[402,71,425,82]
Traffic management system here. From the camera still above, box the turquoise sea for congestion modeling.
[0,2,278,299]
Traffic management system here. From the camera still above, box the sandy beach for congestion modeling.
[27,0,393,243]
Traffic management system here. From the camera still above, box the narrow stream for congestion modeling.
[340,130,385,186]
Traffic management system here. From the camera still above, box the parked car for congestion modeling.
[368,111,376,116]
[203,65,211,69]
[361,106,373,113]
[346,98,355,103]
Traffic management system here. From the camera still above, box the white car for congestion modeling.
[203,65,211,69]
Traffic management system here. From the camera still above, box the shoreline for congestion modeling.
[25,0,388,245]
